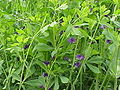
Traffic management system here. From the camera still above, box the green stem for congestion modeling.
[80,70,83,90]
[95,74,99,90]
[114,78,117,90]
[19,15,47,90]
[66,36,79,90]
[71,19,100,89]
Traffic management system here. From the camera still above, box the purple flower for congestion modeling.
[64,56,69,61]
[43,61,50,66]
[106,40,112,44]
[43,72,48,77]
[90,8,93,12]
[74,26,80,28]
[76,55,85,60]
[24,44,30,49]
[74,62,81,68]
[104,15,108,17]
[68,38,76,43]
[100,25,106,29]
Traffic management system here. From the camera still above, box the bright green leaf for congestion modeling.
[16,36,23,42]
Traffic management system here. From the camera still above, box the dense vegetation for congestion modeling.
[0,0,120,90]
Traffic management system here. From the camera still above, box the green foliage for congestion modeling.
[0,0,119,90]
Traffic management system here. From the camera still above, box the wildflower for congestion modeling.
[90,8,93,12]
[43,61,50,66]
[24,44,30,49]
[76,55,85,60]
[104,15,108,17]
[100,25,106,29]
[74,62,81,68]
[64,56,69,61]
[106,40,112,44]
[68,38,76,43]
[43,72,48,77]
[74,26,80,28]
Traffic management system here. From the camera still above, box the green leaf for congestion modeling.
[87,64,101,73]
[25,76,45,87]
[23,38,29,43]
[12,72,21,81]
[71,27,88,37]
[54,77,59,90]
[100,22,114,29]
[16,29,25,34]
[16,36,24,42]
[84,18,97,29]
[113,9,120,15]
[91,50,99,55]
[113,0,119,4]
[56,60,68,64]
[87,56,104,64]
[116,62,120,78]
[0,60,4,75]
[102,29,118,43]
[33,43,54,52]
[71,28,81,36]
[35,52,45,60]
[85,46,92,58]
[100,5,107,14]
[60,76,69,83]
[35,60,48,72]
[113,21,120,27]
[56,3,68,10]
[77,7,90,18]
[103,10,110,15]
[41,22,57,34]
[24,66,36,80]
[41,25,49,34]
